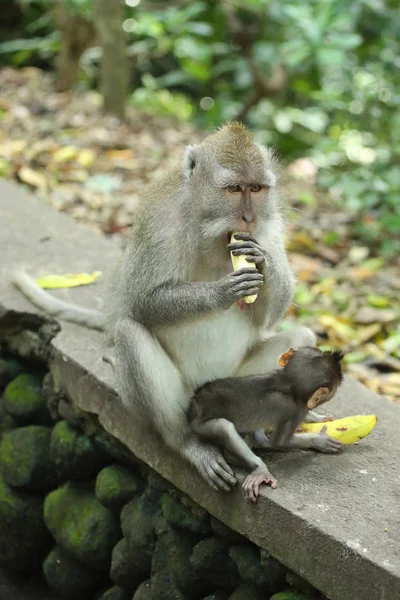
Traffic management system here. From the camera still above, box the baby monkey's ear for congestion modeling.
[278,347,296,367]
[307,386,330,409]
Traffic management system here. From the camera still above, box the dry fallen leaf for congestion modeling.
[18,166,47,190]
[36,271,102,289]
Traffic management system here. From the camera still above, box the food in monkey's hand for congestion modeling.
[298,414,377,444]
[230,232,258,303]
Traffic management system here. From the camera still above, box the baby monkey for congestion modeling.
[189,346,344,502]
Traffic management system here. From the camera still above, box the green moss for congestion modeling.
[3,374,49,424]
[161,492,211,535]
[0,472,52,574]
[96,464,144,512]
[0,359,24,393]
[44,484,121,571]
[0,425,58,490]
[99,586,132,600]
[50,420,110,480]
[270,591,313,600]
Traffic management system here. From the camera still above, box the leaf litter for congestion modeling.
[0,67,399,403]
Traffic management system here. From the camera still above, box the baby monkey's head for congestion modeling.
[278,346,344,409]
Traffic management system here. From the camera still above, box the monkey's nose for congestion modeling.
[242,213,255,223]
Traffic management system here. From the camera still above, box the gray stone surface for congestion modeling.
[1,180,400,600]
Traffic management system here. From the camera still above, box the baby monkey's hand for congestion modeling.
[243,463,277,503]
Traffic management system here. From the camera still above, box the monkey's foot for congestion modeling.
[243,465,277,503]
[194,444,237,492]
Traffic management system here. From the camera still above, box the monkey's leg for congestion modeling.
[237,327,343,453]
[114,318,237,491]
[191,417,277,502]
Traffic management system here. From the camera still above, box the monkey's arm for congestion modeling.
[132,268,264,327]
[12,270,104,330]
[254,428,344,453]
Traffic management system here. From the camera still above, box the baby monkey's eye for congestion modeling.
[251,184,263,192]
[227,185,241,193]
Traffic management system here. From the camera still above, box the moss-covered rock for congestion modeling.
[43,545,103,598]
[270,592,313,600]
[50,420,110,480]
[229,544,286,594]
[0,397,17,440]
[210,517,246,544]
[120,492,161,573]
[201,593,229,600]
[0,473,52,574]
[161,492,211,535]
[98,586,132,600]
[150,534,190,600]
[0,359,24,393]
[3,373,49,424]
[132,580,152,600]
[110,538,146,593]
[44,484,121,570]
[286,572,321,599]
[0,426,59,490]
[228,583,266,600]
[96,464,144,512]
[190,537,241,591]
[155,518,210,597]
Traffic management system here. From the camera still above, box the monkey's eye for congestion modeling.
[251,185,263,192]
[227,185,241,193]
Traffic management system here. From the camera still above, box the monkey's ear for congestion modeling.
[183,145,198,179]
[307,387,330,409]
[278,348,296,367]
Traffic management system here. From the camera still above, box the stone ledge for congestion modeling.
[1,180,399,600]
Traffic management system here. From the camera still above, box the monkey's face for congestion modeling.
[183,123,280,242]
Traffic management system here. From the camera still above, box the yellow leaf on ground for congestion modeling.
[18,166,47,190]
[77,149,96,168]
[286,231,316,252]
[319,315,356,341]
[36,271,102,289]
[52,146,79,163]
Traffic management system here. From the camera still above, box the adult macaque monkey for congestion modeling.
[13,122,342,492]
[189,347,344,501]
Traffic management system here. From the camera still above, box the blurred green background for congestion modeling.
[0,0,399,255]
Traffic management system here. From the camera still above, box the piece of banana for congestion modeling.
[230,232,257,304]
[297,414,377,445]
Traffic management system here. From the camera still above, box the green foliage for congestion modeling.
[0,0,399,250]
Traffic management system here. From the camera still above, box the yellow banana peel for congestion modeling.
[297,414,377,445]
[36,271,102,289]
[230,232,257,304]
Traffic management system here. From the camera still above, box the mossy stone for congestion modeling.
[44,484,121,570]
[210,517,246,544]
[190,537,241,591]
[0,426,58,490]
[201,593,229,600]
[270,592,313,600]
[150,534,190,600]
[0,359,24,393]
[110,538,146,593]
[98,586,132,600]
[0,472,52,574]
[0,397,17,440]
[96,464,144,512]
[43,545,103,598]
[3,374,49,424]
[161,492,211,535]
[229,544,286,593]
[50,420,110,480]
[132,581,152,600]
[228,583,265,600]
[286,572,321,599]
[120,493,161,573]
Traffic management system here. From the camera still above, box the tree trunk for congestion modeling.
[94,0,129,119]
[54,2,95,92]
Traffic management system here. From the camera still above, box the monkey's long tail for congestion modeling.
[12,269,105,331]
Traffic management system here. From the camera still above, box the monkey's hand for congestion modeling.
[216,268,264,309]
[227,233,268,273]
[309,426,344,453]
[243,464,277,502]
[304,411,334,424]
[188,442,237,491]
